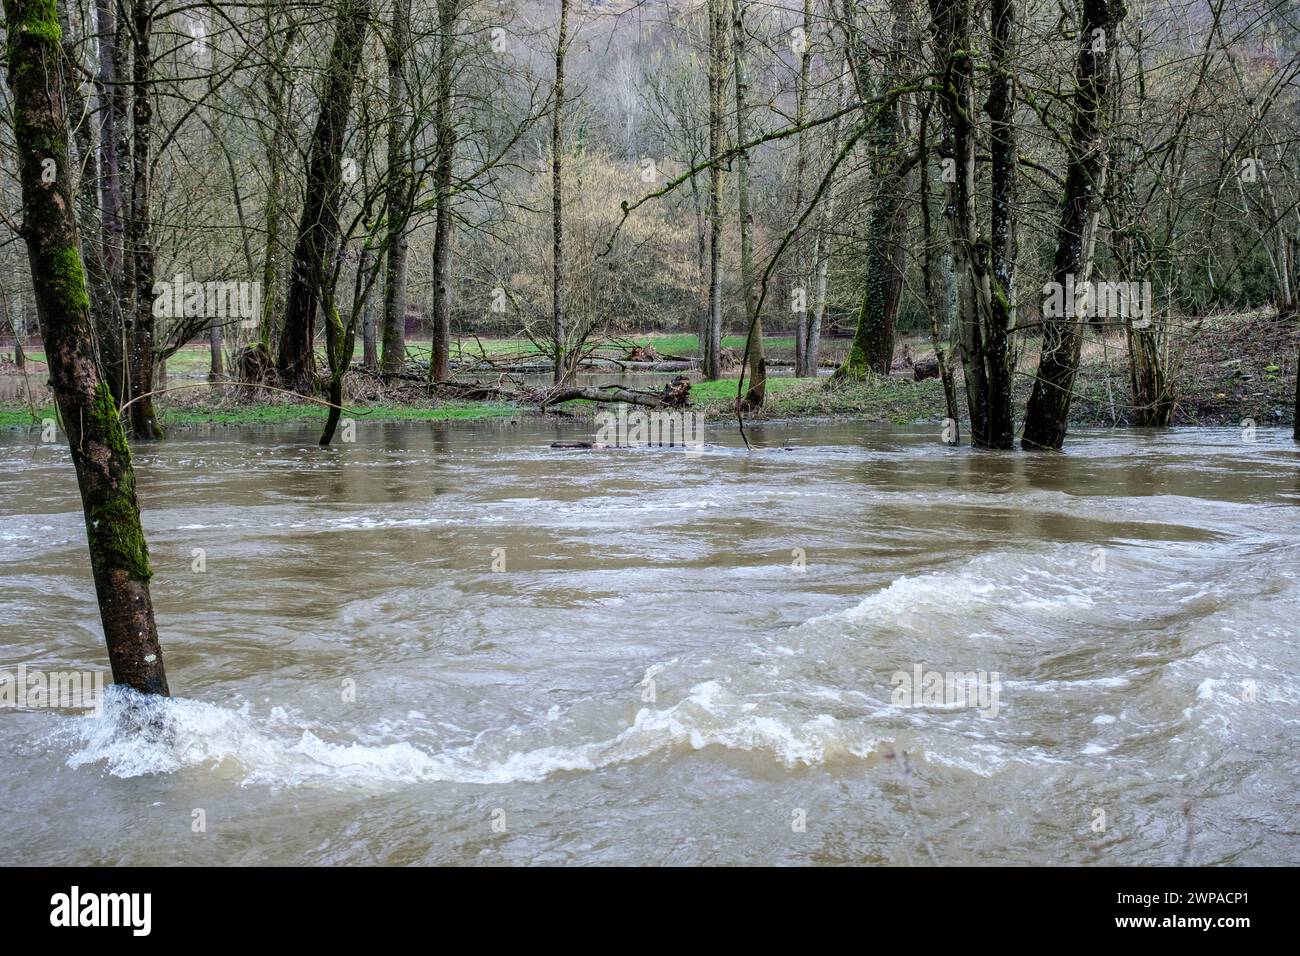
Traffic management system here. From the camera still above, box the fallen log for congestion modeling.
[541,384,667,409]
[541,375,692,410]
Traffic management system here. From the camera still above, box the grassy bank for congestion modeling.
[0,375,937,431]
[689,376,949,424]
[3,315,1294,432]
[0,376,966,431]
[0,399,519,430]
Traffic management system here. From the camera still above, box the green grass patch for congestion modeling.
[694,374,949,424]
[688,376,803,402]
[1,399,522,430]
[1,375,942,431]
[0,404,57,429]
[159,401,521,427]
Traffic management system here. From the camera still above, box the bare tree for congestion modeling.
[734,0,765,406]
[704,0,726,380]
[429,0,458,383]
[552,0,571,384]
[382,0,414,374]
[278,0,373,393]
[1022,0,1127,450]
[836,0,913,379]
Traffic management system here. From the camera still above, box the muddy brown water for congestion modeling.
[1,419,1298,865]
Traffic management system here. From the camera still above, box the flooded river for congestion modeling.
[2,420,1298,865]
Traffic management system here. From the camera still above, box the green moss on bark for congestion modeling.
[7,0,61,60]
[84,383,151,580]
[22,20,61,47]
[49,246,91,313]
[991,279,1011,315]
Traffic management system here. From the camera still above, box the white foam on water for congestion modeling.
[55,682,888,790]
[796,548,1104,638]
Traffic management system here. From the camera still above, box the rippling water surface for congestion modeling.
[2,419,1298,865]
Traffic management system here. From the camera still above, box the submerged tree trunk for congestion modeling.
[551,0,569,385]
[4,0,168,695]
[733,0,765,407]
[919,101,961,441]
[1022,0,1125,449]
[381,0,411,375]
[927,0,1018,447]
[319,297,356,446]
[929,0,993,442]
[980,0,1018,447]
[278,0,371,393]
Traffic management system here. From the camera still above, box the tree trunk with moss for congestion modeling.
[927,0,1019,448]
[4,0,168,695]
[318,299,353,446]
[704,0,725,380]
[1021,0,1125,450]
[929,0,991,439]
[278,0,371,392]
[733,0,764,407]
[836,0,910,379]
